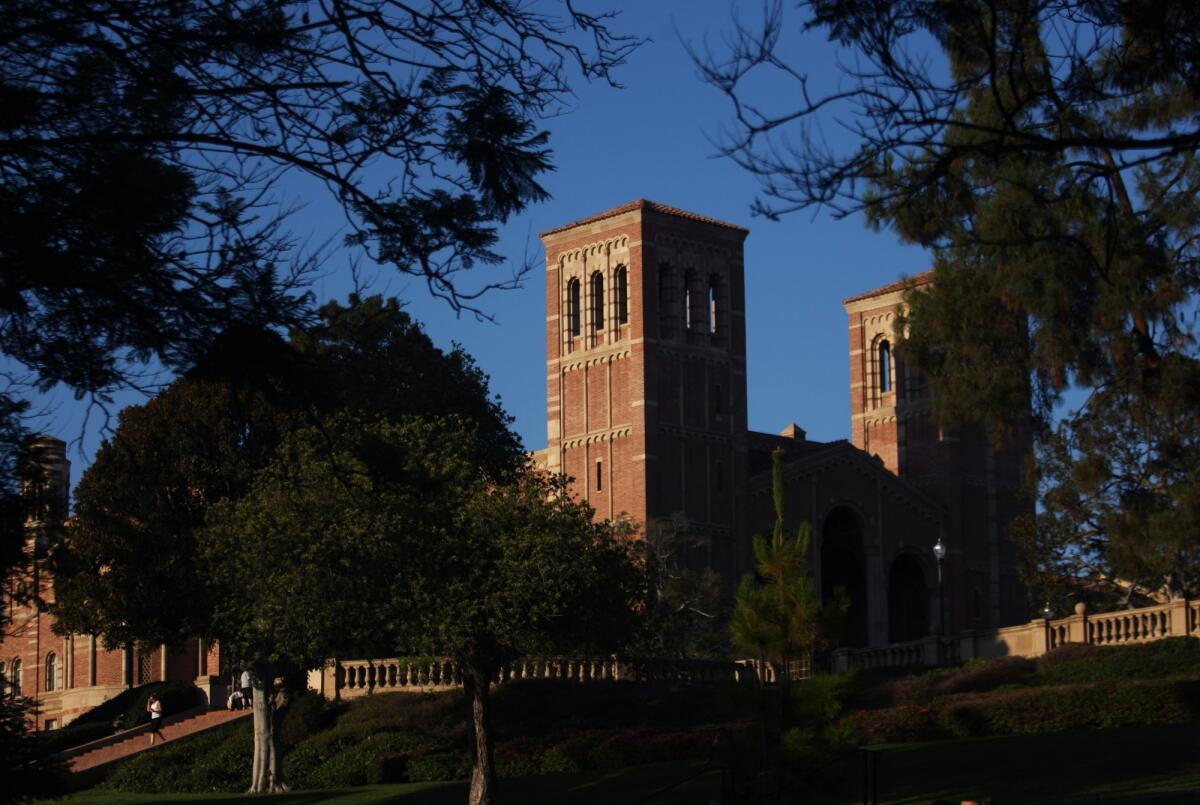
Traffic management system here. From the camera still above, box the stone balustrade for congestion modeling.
[309,655,761,700]
[832,597,1200,672]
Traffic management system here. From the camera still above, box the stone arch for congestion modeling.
[615,265,629,325]
[887,551,929,642]
[820,506,868,647]
[566,277,581,337]
[590,270,605,331]
[45,651,58,692]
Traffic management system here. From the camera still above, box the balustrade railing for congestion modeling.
[316,655,757,699]
[831,597,1199,673]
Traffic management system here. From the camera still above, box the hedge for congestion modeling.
[854,678,1200,744]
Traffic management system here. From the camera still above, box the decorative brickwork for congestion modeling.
[540,203,1031,648]
[0,437,224,732]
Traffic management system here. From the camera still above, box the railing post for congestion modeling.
[1168,597,1189,637]
[1030,619,1050,657]
[1064,602,1089,644]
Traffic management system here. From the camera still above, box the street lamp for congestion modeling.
[933,537,947,636]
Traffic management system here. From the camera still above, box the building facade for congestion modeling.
[0,437,221,731]
[535,200,1030,647]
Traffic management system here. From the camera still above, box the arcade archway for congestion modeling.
[887,552,928,643]
[821,507,868,647]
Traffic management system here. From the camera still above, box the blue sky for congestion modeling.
[33,2,934,486]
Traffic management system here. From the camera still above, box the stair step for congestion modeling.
[68,709,252,773]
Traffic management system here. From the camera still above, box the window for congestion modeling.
[11,659,21,696]
[591,271,604,330]
[683,270,696,330]
[616,266,628,324]
[716,461,724,493]
[714,384,722,415]
[45,719,57,731]
[595,460,603,491]
[972,589,982,621]
[567,278,581,337]
[708,278,718,333]
[0,661,5,695]
[45,652,57,691]
[879,340,892,393]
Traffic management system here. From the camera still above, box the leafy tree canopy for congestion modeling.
[699,0,1200,600]
[53,295,520,646]
[0,0,637,612]
[398,468,642,805]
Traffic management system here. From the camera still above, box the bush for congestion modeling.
[295,732,424,789]
[405,751,470,782]
[280,691,328,748]
[854,678,1200,744]
[936,657,1036,695]
[30,720,111,758]
[1035,638,1200,686]
[102,720,250,793]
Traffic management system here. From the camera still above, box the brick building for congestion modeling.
[534,200,1029,647]
[0,437,221,731]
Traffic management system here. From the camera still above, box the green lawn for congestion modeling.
[44,761,721,805]
[47,725,1200,804]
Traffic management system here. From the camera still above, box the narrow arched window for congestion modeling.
[616,266,628,325]
[591,272,604,330]
[11,659,21,696]
[0,661,6,696]
[708,278,718,333]
[879,340,892,393]
[596,460,603,491]
[683,270,696,330]
[567,278,581,337]
[45,652,57,692]
[716,461,724,493]
[714,384,722,415]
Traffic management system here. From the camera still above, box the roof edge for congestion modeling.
[539,199,749,238]
[842,270,934,306]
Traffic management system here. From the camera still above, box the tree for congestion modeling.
[1,0,638,624]
[699,0,1200,600]
[203,415,448,792]
[731,450,843,727]
[636,514,731,659]
[399,469,641,805]
[53,295,520,644]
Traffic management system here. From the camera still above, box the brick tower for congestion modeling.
[538,200,750,584]
[844,276,1029,629]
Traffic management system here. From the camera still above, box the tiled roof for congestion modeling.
[842,270,934,305]
[539,199,749,237]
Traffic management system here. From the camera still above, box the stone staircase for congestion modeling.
[57,707,252,773]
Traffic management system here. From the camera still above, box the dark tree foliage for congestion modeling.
[0,0,636,617]
[698,0,1200,602]
[398,469,641,805]
[52,295,522,647]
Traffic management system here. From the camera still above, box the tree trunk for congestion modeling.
[465,665,495,805]
[247,662,289,793]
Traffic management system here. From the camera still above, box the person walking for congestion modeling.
[146,694,164,745]
[240,669,253,707]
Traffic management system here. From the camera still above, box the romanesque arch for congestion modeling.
[887,551,929,642]
[820,506,868,647]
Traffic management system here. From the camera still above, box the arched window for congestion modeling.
[708,278,718,333]
[683,270,696,330]
[591,271,604,330]
[566,278,581,337]
[715,461,724,493]
[45,652,57,692]
[879,339,892,393]
[11,659,21,696]
[0,660,5,695]
[615,266,628,325]
[714,383,723,415]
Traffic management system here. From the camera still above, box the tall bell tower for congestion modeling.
[539,200,750,584]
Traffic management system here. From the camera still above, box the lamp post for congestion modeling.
[933,537,946,636]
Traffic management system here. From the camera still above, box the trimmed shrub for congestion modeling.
[1035,638,1200,686]
[935,657,1036,695]
[31,720,111,758]
[855,678,1200,744]
[405,751,471,782]
[280,691,329,748]
[296,732,425,789]
[102,720,250,793]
